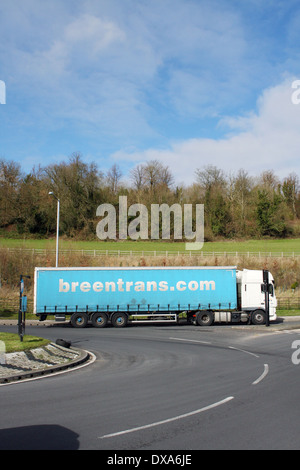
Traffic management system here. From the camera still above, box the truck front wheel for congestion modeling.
[251,309,266,325]
[111,312,128,328]
[70,312,89,328]
[196,310,214,326]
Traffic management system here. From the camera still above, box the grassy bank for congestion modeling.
[0,237,299,319]
[1,248,300,289]
[0,252,300,318]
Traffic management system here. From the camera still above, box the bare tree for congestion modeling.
[130,160,174,191]
[195,165,226,190]
[230,169,254,235]
[106,164,122,194]
[260,170,280,191]
[0,159,22,226]
[130,164,145,191]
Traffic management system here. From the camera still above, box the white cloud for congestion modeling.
[112,78,300,184]
[1,1,250,118]
[64,14,125,49]
[2,0,300,177]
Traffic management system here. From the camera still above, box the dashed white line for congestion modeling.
[252,364,269,385]
[228,346,260,358]
[169,337,212,345]
[100,396,234,439]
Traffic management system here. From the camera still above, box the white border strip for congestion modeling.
[100,396,234,439]
[228,346,260,358]
[252,364,269,385]
[169,337,212,345]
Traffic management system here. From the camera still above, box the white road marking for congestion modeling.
[252,364,269,385]
[169,337,212,345]
[276,329,300,335]
[100,396,234,439]
[228,346,260,358]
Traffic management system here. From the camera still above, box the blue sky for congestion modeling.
[1,0,300,185]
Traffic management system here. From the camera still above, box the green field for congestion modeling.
[0,237,300,254]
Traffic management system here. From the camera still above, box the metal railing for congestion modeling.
[277,297,300,310]
[1,247,300,258]
[0,299,33,315]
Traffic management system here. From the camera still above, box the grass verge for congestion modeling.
[0,237,300,253]
[276,309,300,317]
[0,332,50,353]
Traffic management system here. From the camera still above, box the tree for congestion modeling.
[256,189,287,237]
[130,160,174,192]
[195,165,230,237]
[130,164,145,191]
[228,169,254,236]
[44,153,103,236]
[106,164,122,194]
[195,165,226,190]
[0,159,22,227]
[205,190,231,237]
[18,166,50,234]
[282,173,299,219]
[260,170,279,191]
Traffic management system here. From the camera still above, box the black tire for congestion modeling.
[70,312,89,328]
[92,312,108,328]
[251,309,266,325]
[196,310,214,326]
[55,338,71,348]
[111,312,128,328]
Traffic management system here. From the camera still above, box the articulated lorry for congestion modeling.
[34,266,277,328]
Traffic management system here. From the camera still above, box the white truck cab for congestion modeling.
[237,269,277,323]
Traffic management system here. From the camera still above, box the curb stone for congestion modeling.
[0,342,91,384]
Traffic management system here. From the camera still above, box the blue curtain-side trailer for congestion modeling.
[34,266,277,328]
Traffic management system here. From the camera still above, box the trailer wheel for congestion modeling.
[196,310,214,326]
[111,312,128,328]
[251,309,266,325]
[70,312,89,328]
[92,312,108,328]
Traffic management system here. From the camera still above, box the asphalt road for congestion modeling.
[1,322,300,450]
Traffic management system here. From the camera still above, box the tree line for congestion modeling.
[0,153,299,241]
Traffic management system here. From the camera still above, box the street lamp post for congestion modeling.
[49,192,60,267]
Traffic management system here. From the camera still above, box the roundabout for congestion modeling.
[0,320,300,450]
